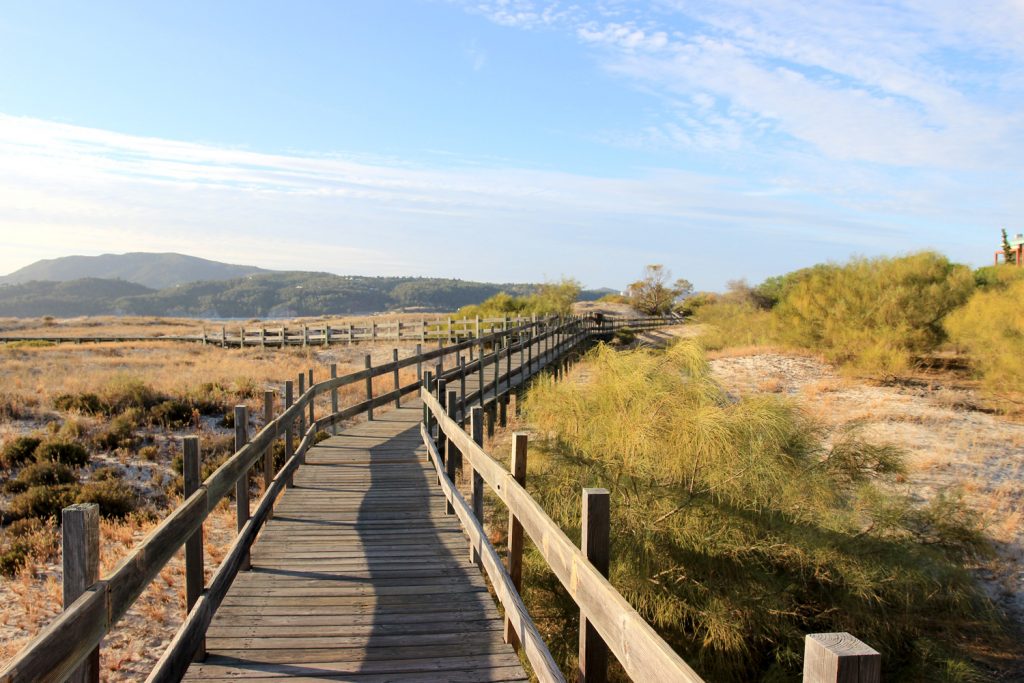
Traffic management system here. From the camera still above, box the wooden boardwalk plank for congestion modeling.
[183,402,527,682]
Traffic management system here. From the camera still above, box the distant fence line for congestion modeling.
[0,314,683,348]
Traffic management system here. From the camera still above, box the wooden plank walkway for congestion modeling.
[183,403,527,682]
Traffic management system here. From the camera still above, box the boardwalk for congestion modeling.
[184,402,527,681]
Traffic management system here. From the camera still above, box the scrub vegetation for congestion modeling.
[519,341,1001,681]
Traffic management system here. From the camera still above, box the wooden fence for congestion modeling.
[0,313,681,348]
[0,314,878,683]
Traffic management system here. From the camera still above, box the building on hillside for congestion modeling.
[995,232,1024,267]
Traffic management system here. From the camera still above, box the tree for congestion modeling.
[1002,228,1017,265]
[626,265,692,315]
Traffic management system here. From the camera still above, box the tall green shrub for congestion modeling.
[775,252,974,372]
[945,279,1024,392]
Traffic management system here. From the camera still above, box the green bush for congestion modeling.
[53,392,104,415]
[91,465,123,481]
[945,279,1024,392]
[0,518,57,576]
[521,341,993,680]
[3,484,80,522]
[149,399,195,428]
[775,252,974,373]
[458,278,582,318]
[35,440,90,467]
[77,479,137,518]
[2,461,77,493]
[693,301,778,350]
[1,435,42,469]
[93,412,140,451]
[102,376,161,413]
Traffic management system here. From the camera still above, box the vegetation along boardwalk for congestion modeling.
[0,315,878,683]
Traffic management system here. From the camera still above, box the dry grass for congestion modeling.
[0,312,468,338]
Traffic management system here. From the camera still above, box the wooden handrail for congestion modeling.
[0,314,674,683]
[421,389,704,683]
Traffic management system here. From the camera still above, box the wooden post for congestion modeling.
[445,390,459,516]
[447,316,453,343]
[469,407,484,567]
[475,315,481,339]
[420,319,426,343]
[220,325,226,348]
[438,337,444,373]
[323,324,330,347]
[505,432,528,649]
[182,436,206,661]
[393,348,401,407]
[330,364,339,435]
[297,373,306,436]
[372,320,377,340]
[802,634,880,683]
[234,405,251,572]
[260,327,266,348]
[262,392,274,492]
[499,397,508,428]
[284,381,294,487]
[423,371,434,437]
[493,336,500,397]
[62,503,100,683]
[415,343,423,381]
[459,356,467,416]
[302,325,308,347]
[347,322,353,343]
[435,378,448,482]
[579,488,610,683]
[505,337,512,388]
[364,354,374,420]
[478,341,485,407]
[307,368,315,426]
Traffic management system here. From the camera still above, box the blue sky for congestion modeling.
[0,1,1022,290]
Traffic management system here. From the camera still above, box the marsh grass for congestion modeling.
[521,341,999,681]
[945,279,1024,394]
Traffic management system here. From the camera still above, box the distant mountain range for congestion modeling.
[0,252,269,289]
[0,252,613,318]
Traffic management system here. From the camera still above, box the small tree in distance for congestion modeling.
[627,265,693,315]
[1002,228,1017,265]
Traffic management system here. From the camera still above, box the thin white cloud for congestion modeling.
[0,113,985,288]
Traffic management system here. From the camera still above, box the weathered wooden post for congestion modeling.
[438,337,445,373]
[445,390,460,516]
[284,381,294,487]
[63,503,100,683]
[262,392,275,492]
[579,488,610,683]
[478,340,485,407]
[469,407,485,567]
[393,349,401,408]
[302,325,308,347]
[372,320,377,341]
[422,370,434,436]
[415,343,423,381]
[182,436,206,660]
[330,364,339,435]
[297,373,306,436]
[220,325,226,348]
[499,396,508,428]
[435,379,447,459]
[475,315,481,339]
[307,369,314,426]
[505,432,528,649]
[323,324,330,347]
[364,354,374,421]
[493,336,500,397]
[234,405,251,572]
[802,634,880,683]
[260,327,266,348]
[459,356,467,416]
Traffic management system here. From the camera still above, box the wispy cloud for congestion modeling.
[466,0,1024,170]
[0,113,985,288]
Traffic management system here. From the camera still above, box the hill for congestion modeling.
[0,273,610,318]
[0,278,154,317]
[0,252,269,289]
